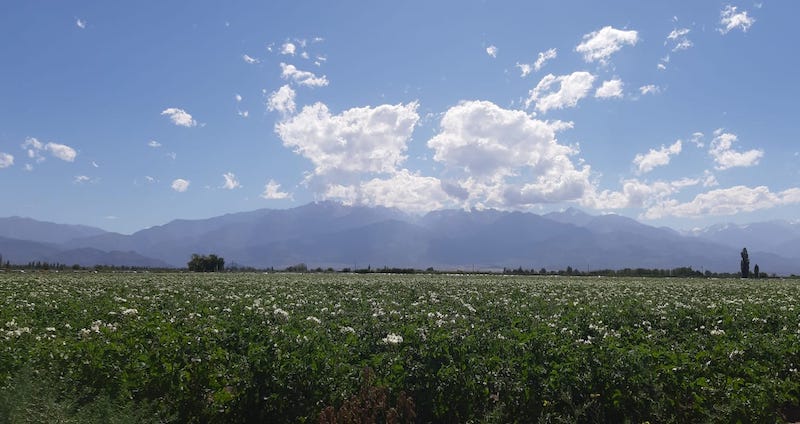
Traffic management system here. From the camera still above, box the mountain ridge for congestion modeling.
[1,203,798,274]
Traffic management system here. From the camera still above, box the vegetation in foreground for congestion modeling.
[1,273,799,423]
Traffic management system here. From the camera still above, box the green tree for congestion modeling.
[187,254,225,272]
[740,248,750,278]
[753,264,760,279]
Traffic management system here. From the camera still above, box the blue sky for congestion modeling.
[1,1,798,234]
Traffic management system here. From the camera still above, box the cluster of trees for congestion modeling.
[187,254,225,272]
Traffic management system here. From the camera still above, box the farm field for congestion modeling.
[1,272,799,423]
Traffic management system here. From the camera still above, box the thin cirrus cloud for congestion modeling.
[147,140,162,148]
[575,26,638,64]
[639,84,661,95]
[161,108,197,127]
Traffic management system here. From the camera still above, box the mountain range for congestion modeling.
[1,202,799,275]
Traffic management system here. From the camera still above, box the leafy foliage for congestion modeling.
[741,248,750,278]
[0,273,799,422]
[187,254,224,272]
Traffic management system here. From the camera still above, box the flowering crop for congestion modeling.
[1,273,799,422]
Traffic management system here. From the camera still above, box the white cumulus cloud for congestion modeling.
[281,42,296,56]
[267,84,296,115]
[222,172,241,190]
[0,153,13,168]
[526,71,596,113]
[644,185,799,219]
[325,169,451,213]
[46,143,77,162]
[148,140,161,148]
[161,108,197,127]
[22,138,76,163]
[428,100,591,208]
[585,178,698,211]
[708,129,763,170]
[633,140,682,174]
[261,179,291,199]
[242,54,259,64]
[576,26,638,64]
[486,45,498,58]
[719,5,755,34]
[280,63,329,87]
[171,179,190,192]
[276,101,419,178]
[595,79,624,99]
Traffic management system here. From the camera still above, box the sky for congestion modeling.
[1,1,798,234]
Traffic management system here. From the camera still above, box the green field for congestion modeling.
[1,272,799,423]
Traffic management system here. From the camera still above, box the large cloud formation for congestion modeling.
[428,100,591,208]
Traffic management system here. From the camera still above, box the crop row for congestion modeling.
[1,273,799,422]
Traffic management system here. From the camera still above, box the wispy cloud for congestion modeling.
[486,45,498,58]
[719,5,755,34]
[242,54,259,64]
[534,48,557,71]
[527,71,596,113]
[633,140,682,174]
[161,108,197,127]
[666,28,693,52]
[260,179,291,199]
[221,172,241,190]
[639,85,661,95]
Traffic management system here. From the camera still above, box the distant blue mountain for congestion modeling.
[1,203,799,274]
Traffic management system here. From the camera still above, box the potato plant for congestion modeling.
[1,272,799,422]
